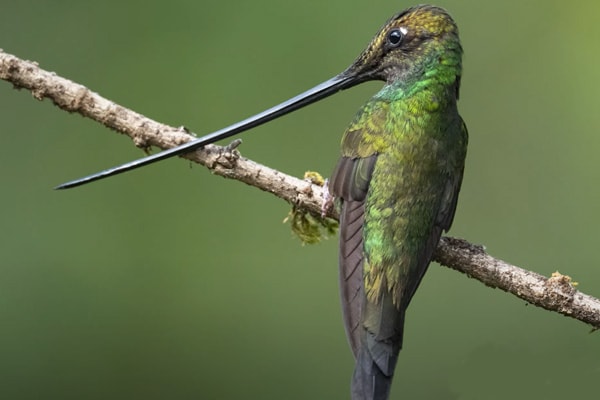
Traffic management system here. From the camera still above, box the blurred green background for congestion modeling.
[1,1,599,399]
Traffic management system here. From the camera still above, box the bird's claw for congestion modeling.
[321,179,335,218]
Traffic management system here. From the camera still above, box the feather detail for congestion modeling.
[330,155,377,357]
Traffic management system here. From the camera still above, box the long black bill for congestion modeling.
[56,72,362,190]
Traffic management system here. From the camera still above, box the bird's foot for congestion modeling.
[320,179,335,218]
[302,171,334,217]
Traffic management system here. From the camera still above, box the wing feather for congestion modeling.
[330,155,377,357]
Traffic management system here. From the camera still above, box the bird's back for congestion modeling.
[331,87,467,400]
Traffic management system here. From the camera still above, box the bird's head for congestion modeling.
[346,5,463,90]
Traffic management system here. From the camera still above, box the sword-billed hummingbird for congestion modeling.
[58,5,467,400]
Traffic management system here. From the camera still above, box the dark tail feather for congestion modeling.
[351,331,402,400]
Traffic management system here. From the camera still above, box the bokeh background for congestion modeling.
[1,1,599,399]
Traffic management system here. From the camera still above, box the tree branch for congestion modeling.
[2,49,598,329]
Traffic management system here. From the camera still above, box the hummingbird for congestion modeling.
[58,5,467,400]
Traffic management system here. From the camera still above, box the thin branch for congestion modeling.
[2,49,599,329]
[435,237,600,328]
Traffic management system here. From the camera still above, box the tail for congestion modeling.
[351,320,403,400]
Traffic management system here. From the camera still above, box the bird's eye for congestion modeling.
[387,29,404,46]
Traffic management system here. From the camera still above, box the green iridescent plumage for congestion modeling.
[57,5,467,400]
[330,6,467,400]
